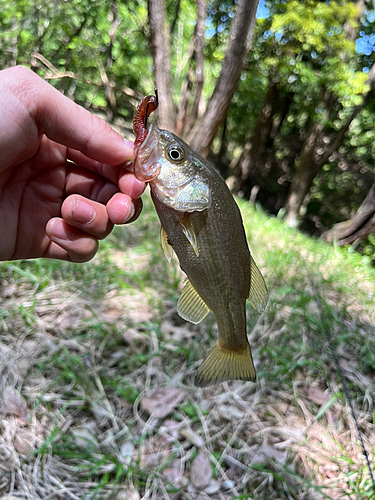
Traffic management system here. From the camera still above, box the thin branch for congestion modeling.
[184,0,206,136]
[170,0,181,34]
[32,52,142,101]
[316,63,375,168]
[147,0,175,130]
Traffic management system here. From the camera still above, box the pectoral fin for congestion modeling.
[248,256,268,313]
[177,278,210,324]
[160,225,174,263]
[179,214,199,256]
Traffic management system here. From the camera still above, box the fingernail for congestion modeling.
[122,205,135,223]
[120,160,134,172]
[49,220,75,240]
[71,198,96,225]
[124,138,134,149]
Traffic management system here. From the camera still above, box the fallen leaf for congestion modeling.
[163,459,183,483]
[0,387,29,425]
[122,328,148,354]
[120,441,134,466]
[116,486,140,500]
[254,441,288,465]
[307,386,330,406]
[72,421,98,450]
[218,404,245,420]
[141,388,186,419]
[190,452,212,489]
[180,427,204,447]
[204,479,221,495]
[13,428,36,454]
[161,419,182,439]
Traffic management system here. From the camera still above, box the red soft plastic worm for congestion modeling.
[133,92,158,149]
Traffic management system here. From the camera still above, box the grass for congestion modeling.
[0,191,375,499]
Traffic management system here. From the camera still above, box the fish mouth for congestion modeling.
[133,124,161,182]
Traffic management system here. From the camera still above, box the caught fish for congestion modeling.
[133,91,268,387]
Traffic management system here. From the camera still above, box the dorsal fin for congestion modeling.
[248,256,268,313]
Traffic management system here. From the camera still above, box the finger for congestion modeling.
[65,162,146,202]
[67,149,126,184]
[45,218,99,263]
[61,195,114,239]
[65,165,119,204]
[8,66,134,165]
[106,194,143,225]
[118,170,146,199]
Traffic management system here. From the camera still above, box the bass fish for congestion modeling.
[133,92,268,387]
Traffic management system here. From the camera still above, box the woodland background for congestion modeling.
[2,0,375,259]
[1,1,375,500]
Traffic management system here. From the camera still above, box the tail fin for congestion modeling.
[195,342,256,387]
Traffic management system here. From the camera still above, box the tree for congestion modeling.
[147,0,260,156]
[322,183,375,245]
[232,0,375,231]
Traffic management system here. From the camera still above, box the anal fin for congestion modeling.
[177,278,210,324]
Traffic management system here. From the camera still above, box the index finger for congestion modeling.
[9,66,134,165]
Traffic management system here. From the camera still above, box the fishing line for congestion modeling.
[309,277,375,496]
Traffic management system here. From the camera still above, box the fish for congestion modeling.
[132,91,268,387]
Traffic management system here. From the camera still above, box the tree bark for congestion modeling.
[322,183,375,245]
[103,0,119,121]
[148,0,176,131]
[189,0,260,157]
[283,119,326,227]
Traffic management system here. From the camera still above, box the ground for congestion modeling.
[0,192,374,500]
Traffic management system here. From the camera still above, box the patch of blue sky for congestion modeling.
[256,0,269,19]
[356,34,375,56]
[206,0,269,39]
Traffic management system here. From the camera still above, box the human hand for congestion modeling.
[0,66,145,262]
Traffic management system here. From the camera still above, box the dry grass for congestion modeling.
[0,195,375,500]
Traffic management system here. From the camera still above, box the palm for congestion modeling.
[0,138,67,260]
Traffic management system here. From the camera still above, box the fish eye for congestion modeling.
[168,147,184,162]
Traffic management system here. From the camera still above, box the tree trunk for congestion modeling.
[175,0,206,137]
[104,0,119,121]
[148,0,176,131]
[189,0,260,157]
[283,119,325,227]
[234,83,292,211]
[322,183,375,245]
[238,82,283,185]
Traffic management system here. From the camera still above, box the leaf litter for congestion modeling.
[0,200,374,499]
